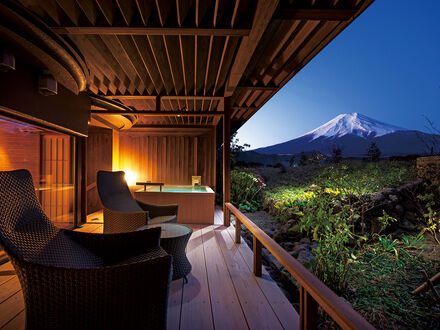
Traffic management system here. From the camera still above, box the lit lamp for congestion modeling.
[124,170,137,186]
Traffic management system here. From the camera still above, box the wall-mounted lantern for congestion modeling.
[38,72,57,96]
[0,51,15,72]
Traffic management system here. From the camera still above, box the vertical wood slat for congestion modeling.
[223,97,231,226]
[300,286,318,330]
[253,236,262,277]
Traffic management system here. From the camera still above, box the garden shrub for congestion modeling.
[231,169,265,212]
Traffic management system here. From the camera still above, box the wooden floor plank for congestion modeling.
[0,292,24,328]
[214,226,283,330]
[74,223,102,232]
[200,226,248,330]
[167,279,183,330]
[225,226,300,329]
[0,263,15,286]
[0,278,21,304]
[1,310,25,330]
[180,227,214,330]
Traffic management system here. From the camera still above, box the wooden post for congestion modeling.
[235,218,241,244]
[253,236,262,277]
[75,136,87,226]
[300,286,318,330]
[223,97,231,227]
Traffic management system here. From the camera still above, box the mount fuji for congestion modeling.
[253,113,439,157]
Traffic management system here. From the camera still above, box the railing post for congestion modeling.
[300,286,318,330]
[235,217,241,244]
[253,236,262,277]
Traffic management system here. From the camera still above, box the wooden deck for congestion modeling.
[0,210,299,329]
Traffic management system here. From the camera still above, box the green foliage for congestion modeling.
[418,179,440,245]
[231,169,265,212]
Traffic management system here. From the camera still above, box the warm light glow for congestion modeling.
[124,170,137,185]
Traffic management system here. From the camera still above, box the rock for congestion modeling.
[297,249,315,267]
[292,242,307,254]
[282,242,294,250]
[395,204,405,217]
[361,193,371,201]
[389,194,399,203]
[381,187,397,196]
[289,250,299,258]
[371,192,386,203]
[299,237,310,245]
[402,200,416,211]
[404,211,417,222]
[399,219,416,231]
[391,228,404,237]
[311,242,318,250]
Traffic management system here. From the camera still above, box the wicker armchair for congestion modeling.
[0,169,172,330]
[97,171,178,233]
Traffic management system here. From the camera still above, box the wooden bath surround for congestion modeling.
[134,187,215,224]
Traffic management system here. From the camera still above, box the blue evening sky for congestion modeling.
[236,0,440,149]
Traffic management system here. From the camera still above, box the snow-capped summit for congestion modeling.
[302,113,406,140]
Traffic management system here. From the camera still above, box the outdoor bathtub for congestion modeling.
[134,185,215,224]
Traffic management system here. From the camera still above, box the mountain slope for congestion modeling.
[253,113,439,157]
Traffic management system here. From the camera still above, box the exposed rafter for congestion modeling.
[274,8,357,21]
[51,27,251,36]
[225,0,280,96]
[91,110,224,116]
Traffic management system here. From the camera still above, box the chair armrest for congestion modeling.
[64,227,161,265]
[103,207,148,233]
[136,200,178,218]
[11,253,172,329]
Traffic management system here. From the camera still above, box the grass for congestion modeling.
[346,244,440,329]
[262,160,416,203]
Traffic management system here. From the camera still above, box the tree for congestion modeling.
[289,155,296,167]
[331,146,342,163]
[299,152,308,166]
[366,142,381,162]
[230,132,250,167]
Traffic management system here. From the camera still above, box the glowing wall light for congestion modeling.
[124,170,137,186]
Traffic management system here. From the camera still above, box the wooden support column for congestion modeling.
[75,136,87,225]
[223,97,231,226]
[300,286,318,330]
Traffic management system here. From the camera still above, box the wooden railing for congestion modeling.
[226,202,375,330]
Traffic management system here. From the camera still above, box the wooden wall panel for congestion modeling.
[118,128,216,188]
[0,121,40,187]
[86,126,113,214]
[40,135,74,226]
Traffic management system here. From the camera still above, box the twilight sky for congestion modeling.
[236,0,440,149]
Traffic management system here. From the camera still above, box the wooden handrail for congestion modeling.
[226,202,375,330]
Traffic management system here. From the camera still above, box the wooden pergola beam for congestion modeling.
[237,85,278,91]
[102,95,224,100]
[52,27,250,36]
[274,8,357,21]
[91,110,224,116]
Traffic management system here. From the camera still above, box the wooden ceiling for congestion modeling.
[15,0,374,128]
